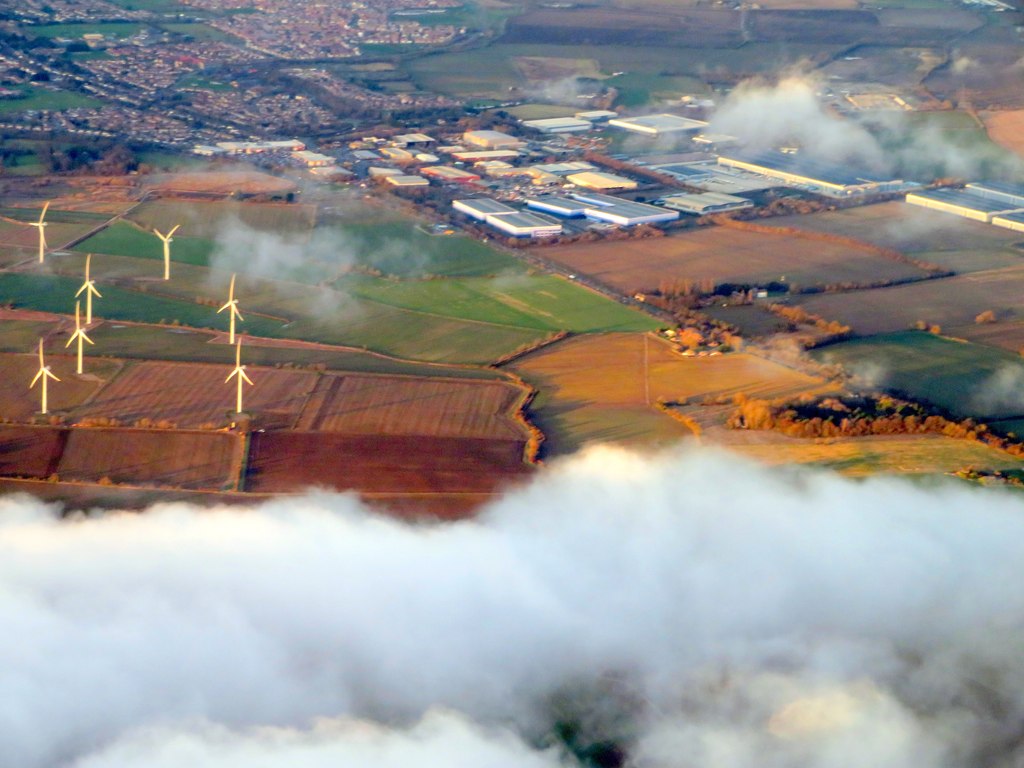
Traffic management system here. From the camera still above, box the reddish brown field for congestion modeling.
[144,171,298,196]
[538,227,929,293]
[295,374,529,439]
[58,428,242,490]
[76,361,317,428]
[0,354,122,422]
[981,110,1024,157]
[245,432,530,497]
[0,425,65,478]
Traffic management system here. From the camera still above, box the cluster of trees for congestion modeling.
[727,392,1024,457]
[31,142,139,176]
[765,303,851,341]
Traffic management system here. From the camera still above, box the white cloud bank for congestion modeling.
[3,445,1024,767]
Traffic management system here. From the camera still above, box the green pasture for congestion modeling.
[72,222,215,266]
[0,87,103,115]
[813,330,1024,420]
[339,273,659,333]
[127,200,314,237]
[0,207,109,225]
[0,320,59,352]
[159,23,238,42]
[22,22,145,39]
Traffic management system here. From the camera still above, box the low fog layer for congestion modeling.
[4,446,1024,766]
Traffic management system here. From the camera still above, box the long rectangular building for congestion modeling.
[905,188,1024,223]
[453,198,517,220]
[660,192,753,215]
[718,151,908,198]
[568,191,679,226]
[487,212,563,238]
[993,210,1024,233]
[965,181,1024,209]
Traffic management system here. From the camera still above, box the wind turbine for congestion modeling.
[30,339,60,415]
[225,339,253,414]
[75,253,102,324]
[153,224,180,281]
[29,201,50,264]
[217,273,244,344]
[65,301,94,374]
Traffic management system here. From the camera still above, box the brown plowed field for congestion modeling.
[538,227,929,293]
[981,110,1024,157]
[245,432,530,496]
[0,425,65,478]
[0,355,122,422]
[77,361,317,428]
[294,374,528,438]
[58,428,242,490]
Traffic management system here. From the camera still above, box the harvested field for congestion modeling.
[295,374,528,439]
[538,226,930,293]
[796,265,1024,336]
[0,425,65,478]
[981,109,1024,158]
[511,332,828,454]
[723,433,1024,475]
[58,428,242,490]
[126,199,314,236]
[0,353,122,422]
[764,202,1024,273]
[76,361,316,429]
[143,171,298,197]
[245,432,530,496]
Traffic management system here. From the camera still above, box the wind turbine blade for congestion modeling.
[233,307,244,321]
[75,283,86,297]
[65,333,75,348]
[38,201,49,223]
[229,274,236,300]
[217,301,231,313]
[81,331,94,345]
[91,285,102,298]
[225,370,237,384]
[240,370,253,385]
[235,342,241,366]
[169,224,180,237]
[38,340,44,366]
[30,369,42,387]
[47,369,60,382]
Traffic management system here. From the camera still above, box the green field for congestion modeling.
[159,23,239,42]
[0,87,104,115]
[127,200,314,236]
[813,331,1024,420]
[0,319,59,352]
[22,22,145,39]
[73,222,216,266]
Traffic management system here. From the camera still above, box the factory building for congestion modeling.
[292,150,335,167]
[575,110,618,123]
[215,139,306,154]
[368,166,403,179]
[451,199,561,238]
[462,130,523,150]
[525,196,593,218]
[521,117,593,134]
[452,198,517,220]
[386,174,429,187]
[718,151,908,198]
[449,149,522,162]
[566,170,638,191]
[608,113,707,136]
[905,188,1024,223]
[650,162,714,183]
[379,147,416,163]
[532,161,595,176]
[660,192,753,215]
[487,211,563,238]
[569,191,679,226]
[393,133,436,147]
[992,211,1024,233]
[965,182,1024,209]
[421,166,481,183]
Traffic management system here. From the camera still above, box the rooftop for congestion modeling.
[453,198,517,214]
[720,150,897,187]
[909,188,1024,214]
[608,113,708,134]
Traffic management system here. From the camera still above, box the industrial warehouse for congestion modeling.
[905,188,1024,223]
[717,151,913,198]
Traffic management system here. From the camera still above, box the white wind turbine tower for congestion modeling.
[65,301,94,375]
[30,339,60,415]
[225,339,253,414]
[153,224,180,281]
[76,253,102,325]
[217,273,244,344]
[29,201,50,264]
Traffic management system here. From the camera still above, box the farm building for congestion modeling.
[452,198,517,220]
[992,210,1024,233]
[421,166,481,183]
[718,151,910,198]
[525,196,593,217]
[905,188,1024,223]
[292,150,335,167]
[462,130,523,150]
[660,192,753,215]
[566,171,638,191]
[965,182,1024,209]
[575,110,618,122]
[521,117,593,134]
[386,174,429,187]
[569,191,679,226]
[608,113,707,136]
[487,212,563,238]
